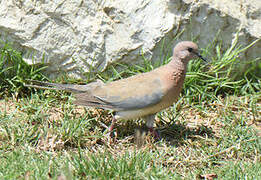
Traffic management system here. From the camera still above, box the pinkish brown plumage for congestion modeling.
[26,41,206,139]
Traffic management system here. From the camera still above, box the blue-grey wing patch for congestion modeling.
[94,91,163,110]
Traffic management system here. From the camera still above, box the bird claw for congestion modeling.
[109,130,117,139]
[103,130,117,144]
[148,128,161,140]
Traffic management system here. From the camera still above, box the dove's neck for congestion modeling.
[169,58,188,72]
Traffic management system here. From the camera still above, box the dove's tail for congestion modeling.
[24,79,103,93]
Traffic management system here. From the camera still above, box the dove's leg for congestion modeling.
[108,117,117,137]
[144,114,160,139]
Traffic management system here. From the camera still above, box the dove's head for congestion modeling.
[173,41,207,63]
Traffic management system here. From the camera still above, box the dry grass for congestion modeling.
[0,92,260,178]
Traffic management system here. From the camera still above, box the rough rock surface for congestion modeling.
[0,0,260,78]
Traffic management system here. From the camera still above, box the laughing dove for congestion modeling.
[26,41,206,138]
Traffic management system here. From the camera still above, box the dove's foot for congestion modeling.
[148,127,161,140]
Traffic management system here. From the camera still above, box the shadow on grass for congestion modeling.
[160,123,215,146]
[112,119,215,147]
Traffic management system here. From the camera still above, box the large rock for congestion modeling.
[0,0,260,78]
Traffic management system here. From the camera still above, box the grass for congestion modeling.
[0,38,260,179]
[0,41,48,96]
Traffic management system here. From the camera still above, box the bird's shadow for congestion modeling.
[159,122,215,146]
[115,120,215,147]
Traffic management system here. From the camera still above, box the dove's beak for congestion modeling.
[193,51,207,62]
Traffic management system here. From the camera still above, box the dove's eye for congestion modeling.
[187,48,193,52]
